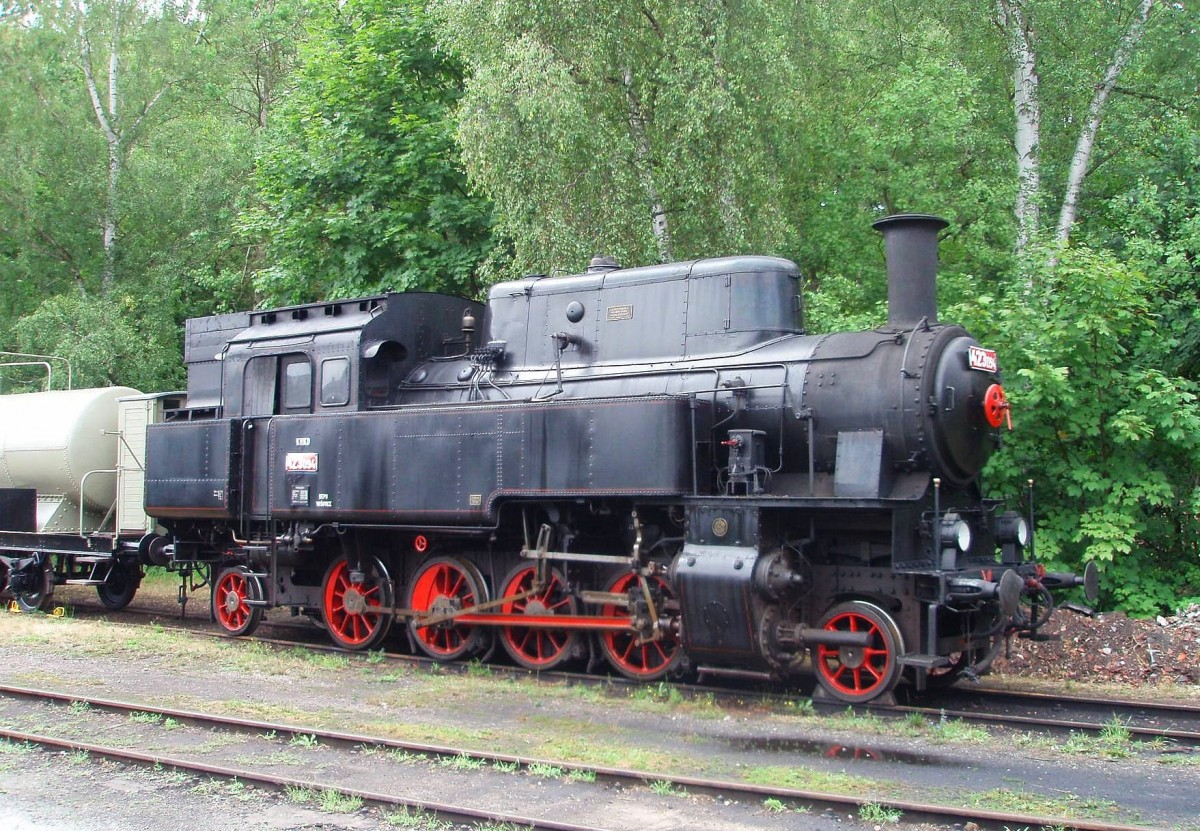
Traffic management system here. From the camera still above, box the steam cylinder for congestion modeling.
[0,387,141,510]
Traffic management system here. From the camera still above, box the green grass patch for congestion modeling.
[384,806,451,828]
[129,711,164,725]
[438,752,485,771]
[960,787,1119,819]
[526,761,564,778]
[317,788,363,813]
[648,779,687,797]
[858,802,902,824]
[744,764,880,796]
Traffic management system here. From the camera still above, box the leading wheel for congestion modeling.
[599,571,681,681]
[407,556,489,661]
[813,600,904,703]
[498,565,580,671]
[211,566,264,637]
[97,563,142,611]
[322,555,394,650]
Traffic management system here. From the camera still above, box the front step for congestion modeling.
[898,653,951,670]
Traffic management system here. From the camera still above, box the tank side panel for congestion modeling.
[266,396,698,524]
[144,420,238,519]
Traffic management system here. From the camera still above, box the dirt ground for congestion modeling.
[993,603,1200,689]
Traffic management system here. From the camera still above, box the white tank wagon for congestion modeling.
[0,387,139,531]
[0,387,184,612]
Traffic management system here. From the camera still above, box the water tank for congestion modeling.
[0,387,141,510]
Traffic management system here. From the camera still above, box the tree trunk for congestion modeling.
[1055,0,1154,245]
[998,0,1041,270]
[80,21,122,297]
[623,68,673,263]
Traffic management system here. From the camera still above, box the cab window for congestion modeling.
[320,357,350,406]
[281,356,312,413]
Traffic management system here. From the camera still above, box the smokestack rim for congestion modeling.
[871,213,950,234]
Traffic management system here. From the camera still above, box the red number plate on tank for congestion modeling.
[968,346,998,373]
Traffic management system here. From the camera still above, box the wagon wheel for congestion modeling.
[599,571,681,681]
[211,565,264,637]
[322,555,394,651]
[926,636,1003,688]
[813,601,904,703]
[498,564,580,671]
[12,558,53,613]
[407,556,489,661]
[97,562,142,611]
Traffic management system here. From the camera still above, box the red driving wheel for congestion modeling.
[322,556,394,650]
[406,557,487,661]
[499,565,579,670]
[212,566,262,637]
[599,572,680,681]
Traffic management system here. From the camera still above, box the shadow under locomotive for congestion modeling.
[0,214,1097,704]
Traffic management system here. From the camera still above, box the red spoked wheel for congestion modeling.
[983,383,1011,429]
[211,565,263,637]
[599,571,681,681]
[498,565,580,670]
[813,601,904,703]
[406,557,488,661]
[321,555,394,651]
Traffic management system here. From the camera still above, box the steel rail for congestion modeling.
[0,683,1165,831]
[885,702,1200,746]
[879,686,1200,747]
[0,725,608,831]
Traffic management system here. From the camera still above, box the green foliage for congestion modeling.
[949,247,1200,615]
[243,0,494,305]
[11,292,185,391]
[434,0,805,274]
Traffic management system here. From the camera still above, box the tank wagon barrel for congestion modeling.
[0,387,184,612]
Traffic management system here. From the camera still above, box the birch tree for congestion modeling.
[69,0,207,295]
[432,0,802,274]
[996,0,1158,267]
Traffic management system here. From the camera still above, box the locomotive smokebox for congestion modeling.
[873,213,949,328]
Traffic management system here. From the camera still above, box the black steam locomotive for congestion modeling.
[1,215,1094,703]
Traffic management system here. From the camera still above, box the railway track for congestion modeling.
[0,682,1176,831]
[67,594,1200,750]
[888,685,1200,748]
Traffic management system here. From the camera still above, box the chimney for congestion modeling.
[872,213,949,328]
